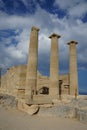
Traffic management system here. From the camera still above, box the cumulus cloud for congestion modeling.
[0,11,32,29]
[68,2,87,17]
[54,0,82,9]
[54,0,87,18]
[0,4,87,73]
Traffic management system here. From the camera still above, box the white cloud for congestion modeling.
[68,2,87,17]
[0,5,87,72]
[54,0,87,18]
[16,29,30,55]
[39,33,50,54]
[0,12,33,29]
[6,46,24,59]
[54,0,83,9]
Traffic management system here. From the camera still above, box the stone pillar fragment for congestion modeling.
[49,33,61,98]
[67,41,78,95]
[25,26,39,102]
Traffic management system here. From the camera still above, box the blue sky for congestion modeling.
[0,0,87,94]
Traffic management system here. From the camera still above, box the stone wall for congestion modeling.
[0,64,70,98]
[37,71,49,94]
[59,74,70,95]
[37,72,70,95]
[0,65,26,98]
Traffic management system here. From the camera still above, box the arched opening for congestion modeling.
[38,86,49,95]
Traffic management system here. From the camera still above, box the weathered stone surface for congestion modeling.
[0,94,17,108]
[59,74,70,95]
[37,96,87,123]
[18,99,39,115]
[25,26,39,101]
[33,95,52,104]
[38,104,75,118]
[0,66,70,99]
[67,41,78,95]
[75,107,87,123]
[1,65,26,97]
[0,27,79,109]
[49,33,61,98]
[0,27,79,100]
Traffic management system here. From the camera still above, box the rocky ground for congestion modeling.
[37,95,87,122]
[0,94,87,130]
[0,94,18,108]
[0,106,87,130]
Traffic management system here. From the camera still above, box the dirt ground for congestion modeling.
[0,107,87,130]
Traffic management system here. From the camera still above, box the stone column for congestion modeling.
[25,26,39,102]
[67,41,78,95]
[49,33,61,98]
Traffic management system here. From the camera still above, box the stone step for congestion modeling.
[27,95,52,105]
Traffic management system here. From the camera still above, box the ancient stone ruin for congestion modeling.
[1,27,87,123]
[0,26,78,104]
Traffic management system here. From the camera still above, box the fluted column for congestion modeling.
[49,33,61,98]
[25,26,39,101]
[67,41,78,95]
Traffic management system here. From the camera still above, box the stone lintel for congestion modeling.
[49,33,61,39]
[31,26,40,31]
[67,40,78,45]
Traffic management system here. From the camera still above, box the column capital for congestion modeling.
[67,40,78,45]
[31,26,40,31]
[49,33,61,39]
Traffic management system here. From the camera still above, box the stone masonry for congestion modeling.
[0,67,69,99]
[25,26,39,102]
[49,33,61,99]
[0,26,79,103]
[0,65,26,98]
[67,41,78,96]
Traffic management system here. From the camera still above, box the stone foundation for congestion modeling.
[0,65,70,99]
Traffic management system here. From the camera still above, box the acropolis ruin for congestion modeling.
[0,26,78,105]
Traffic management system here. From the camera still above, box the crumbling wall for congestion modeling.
[37,71,49,94]
[16,65,26,98]
[37,72,70,95]
[0,65,70,98]
[0,65,26,98]
[59,74,70,95]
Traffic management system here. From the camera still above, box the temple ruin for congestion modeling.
[0,26,78,105]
